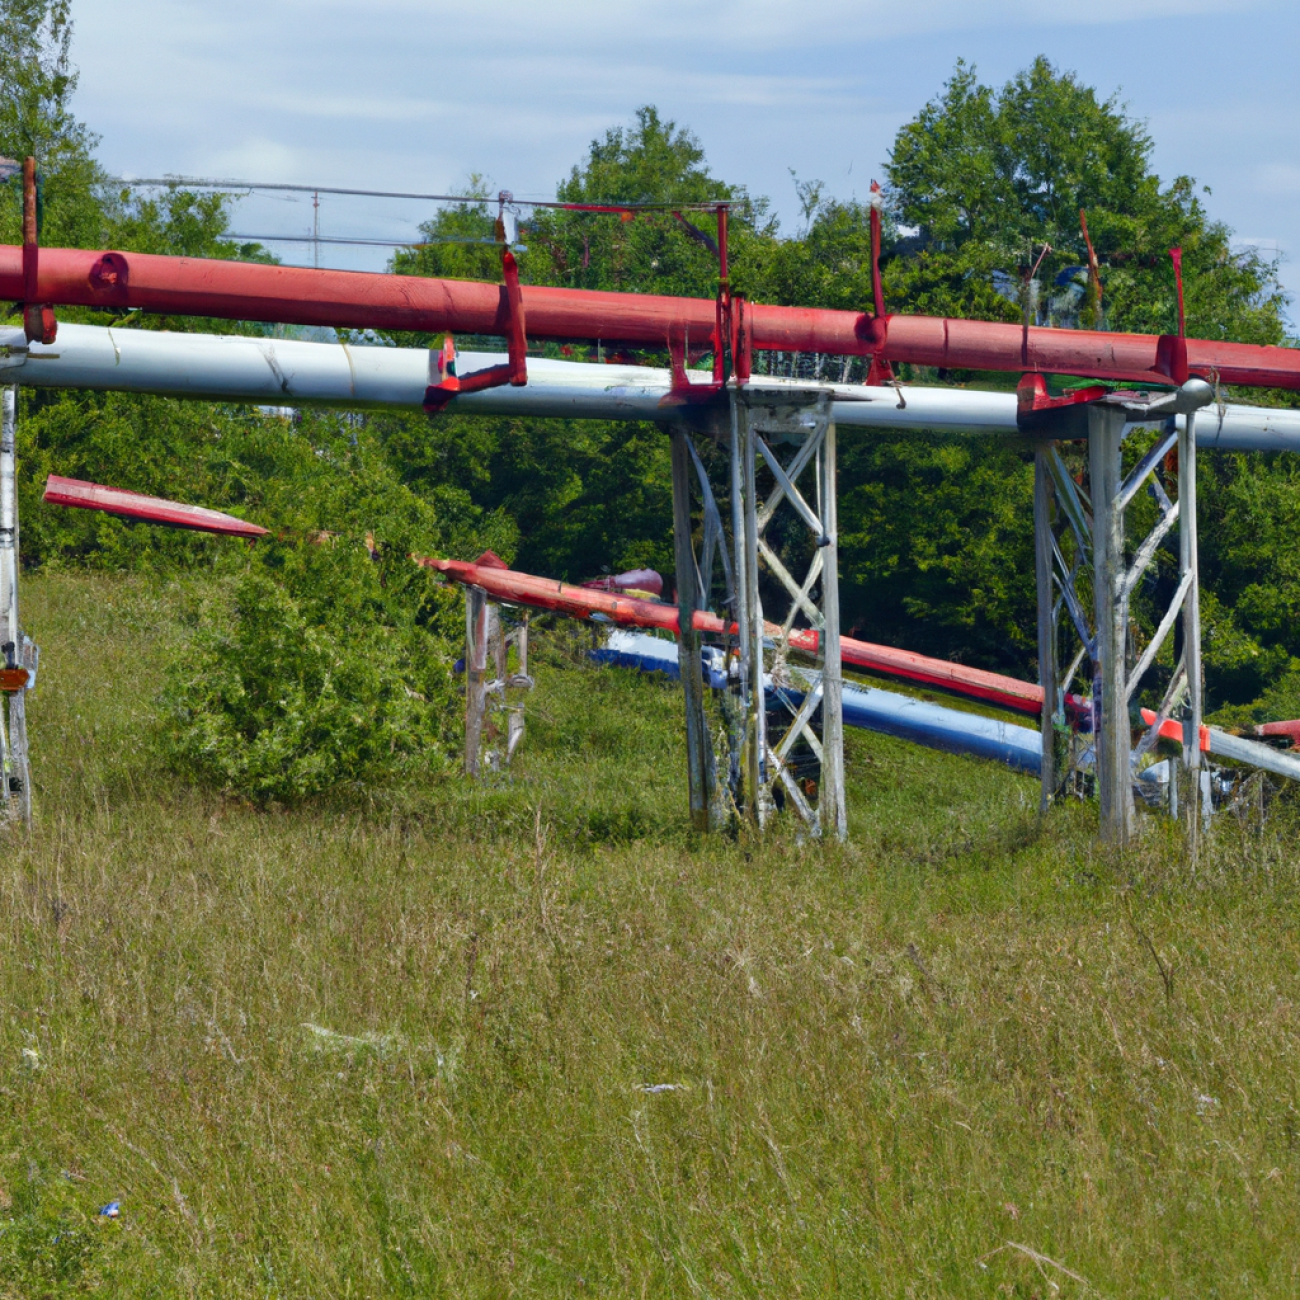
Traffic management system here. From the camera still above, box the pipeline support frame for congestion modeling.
[1032,383,1210,844]
[0,387,31,825]
[670,424,717,830]
[464,589,532,777]
[730,387,846,838]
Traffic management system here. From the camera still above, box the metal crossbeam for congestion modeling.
[1121,500,1179,600]
[774,680,825,763]
[756,435,824,537]
[781,551,824,636]
[1051,534,1097,657]
[1126,569,1194,701]
[757,536,824,629]
[756,432,823,532]
[1117,426,1179,512]
[687,436,733,614]
[1046,449,1092,558]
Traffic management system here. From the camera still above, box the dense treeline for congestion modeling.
[388,87,1297,713]
[3,0,1300,798]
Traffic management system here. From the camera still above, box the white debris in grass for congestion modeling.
[301,1023,461,1081]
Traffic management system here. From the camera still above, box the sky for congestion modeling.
[68,0,1300,318]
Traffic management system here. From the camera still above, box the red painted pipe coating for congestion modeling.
[419,552,1056,717]
[4,243,1300,389]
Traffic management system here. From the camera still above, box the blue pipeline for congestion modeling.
[592,631,1041,776]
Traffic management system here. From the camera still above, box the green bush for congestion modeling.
[162,557,458,803]
[18,392,522,804]
[155,419,500,804]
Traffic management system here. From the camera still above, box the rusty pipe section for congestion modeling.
[19,163,55,345]
[3,243,1300,390]
[0,243,721,341]
[419,552,1056,717]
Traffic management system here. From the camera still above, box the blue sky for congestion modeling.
[72,0,1300,319]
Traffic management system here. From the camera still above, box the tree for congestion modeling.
[759,184,877,315]
[385,108,757,583]
[818,55,1300,705]
[0,0,269,313]
[884,57,1286,344]
[527,105,771,303]
[0,0,105,247]
[395,107,775,311]
[0,0,82,158]
[390,176,502,285]
[373,408,674,582]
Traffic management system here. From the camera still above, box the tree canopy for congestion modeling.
[0,0,271,268]
[882,57,1286,342]
[394,107,773,309]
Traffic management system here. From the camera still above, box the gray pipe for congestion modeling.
[4,324,1300,450]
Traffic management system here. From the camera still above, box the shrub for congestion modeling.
[163,558,458,803]
[158,422,491,804]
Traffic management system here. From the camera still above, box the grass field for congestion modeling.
[5,574,1300,1297]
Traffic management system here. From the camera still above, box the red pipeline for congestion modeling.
[5,244,1300,389]
[419,552,1069,717]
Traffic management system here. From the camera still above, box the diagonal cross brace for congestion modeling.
[1051,535,1097,659]
[687,436,734,611]
[755,428,824,534]
[1117,425,1178,513]
[731,387,844,839]
[756,434,824,539]
[774,679,825,764]
[782,551,825,636]
[1126,569,1194,701]
[758,536,825,629]
[1121,501,1180,600]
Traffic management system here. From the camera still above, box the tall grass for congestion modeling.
[4,574,1300,1296]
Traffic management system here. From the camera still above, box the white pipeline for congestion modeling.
[3,324,1300,450]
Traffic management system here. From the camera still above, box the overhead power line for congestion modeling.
[111,176,732,212]
[119,178,487,204]
[229,233,524,250]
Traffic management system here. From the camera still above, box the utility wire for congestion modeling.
[112,176,732,212]
[228,233,524,249]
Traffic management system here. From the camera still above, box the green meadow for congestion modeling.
[4,573,1299,1297]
